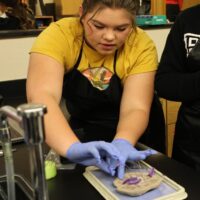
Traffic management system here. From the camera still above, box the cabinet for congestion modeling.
[150,0,166,15]
[54,0,167,17]
[54,0,82,17]
[35,16,54,29]
[53,0,200,18]
[160,99,181,157]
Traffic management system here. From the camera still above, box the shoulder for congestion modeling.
[124,27,156,55]
[176,5,200,24]
[36,17,83,50]
[31,17,83,66]
[117,27,157,79]
[180,5,200,18]
[38,17,82,40]
[171,5,200,39]
[53,17,83,37]
[135,27,154,45]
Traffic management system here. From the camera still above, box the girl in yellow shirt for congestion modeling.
[27,0,159,179]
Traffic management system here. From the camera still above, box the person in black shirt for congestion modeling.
[0,0,35,30]
[11,0,35,29]
[155,5,200,171]
[0,0,20,30]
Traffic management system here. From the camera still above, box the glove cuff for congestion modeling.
[113,138,132,146]
[65,142,81,158]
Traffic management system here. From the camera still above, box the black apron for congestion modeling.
[62,45,121,142]
[62,44,166,152]
[172,39,200,171]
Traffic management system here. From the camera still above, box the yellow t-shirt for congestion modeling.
[31,17,158,88]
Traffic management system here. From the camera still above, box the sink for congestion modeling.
[0,174,33,200]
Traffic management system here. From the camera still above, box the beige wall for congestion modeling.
[0,37,35,82]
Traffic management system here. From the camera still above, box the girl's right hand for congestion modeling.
[66,141,122,176]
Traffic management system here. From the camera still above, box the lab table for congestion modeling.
[0,143,200,200]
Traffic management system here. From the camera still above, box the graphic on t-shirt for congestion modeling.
[184,33,200,56]
[82,66,113,90]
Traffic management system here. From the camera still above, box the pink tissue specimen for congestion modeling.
[122,177,141,185]
[148,168,155,177]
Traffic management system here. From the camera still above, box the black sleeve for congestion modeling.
[0,16,20,30]
[155,12,200,103]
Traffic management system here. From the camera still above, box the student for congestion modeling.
[0,0,20,30]
[0,0,35,30]
[165,0,183,22]
[10,0,35,29]
[27,0,159,179]
[155,5,200,171]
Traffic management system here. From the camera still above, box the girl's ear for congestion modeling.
[79,5,83,17]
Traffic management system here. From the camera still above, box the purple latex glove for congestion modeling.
[66,141,122,175]
[111,139,157,179]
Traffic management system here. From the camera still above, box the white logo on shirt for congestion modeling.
[184,33,200,56]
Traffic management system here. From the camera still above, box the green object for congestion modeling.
[136,15,167,25]
[45,160,57,180]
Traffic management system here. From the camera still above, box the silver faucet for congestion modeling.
[0,104,49,200]
[0,108,16,200]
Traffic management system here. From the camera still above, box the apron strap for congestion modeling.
[74,42,83,69]
[113,50,118,74]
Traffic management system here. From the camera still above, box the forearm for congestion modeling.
[27,94,79,157]
[114,109,149,145]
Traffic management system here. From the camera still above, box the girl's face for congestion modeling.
[81,6,133,55]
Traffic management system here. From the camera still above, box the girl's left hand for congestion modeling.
[110,139,157,179]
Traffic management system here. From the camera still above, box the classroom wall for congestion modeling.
[0,37,35,82]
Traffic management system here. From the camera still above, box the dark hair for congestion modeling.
[0,0,18,7]
[81,0,139,27]
[6,2,35,29]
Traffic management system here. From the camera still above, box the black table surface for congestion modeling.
[0,143,200,200]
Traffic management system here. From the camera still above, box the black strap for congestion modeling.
[113,50,118,74]
[74,42,83,69]
[74,41,118,74]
